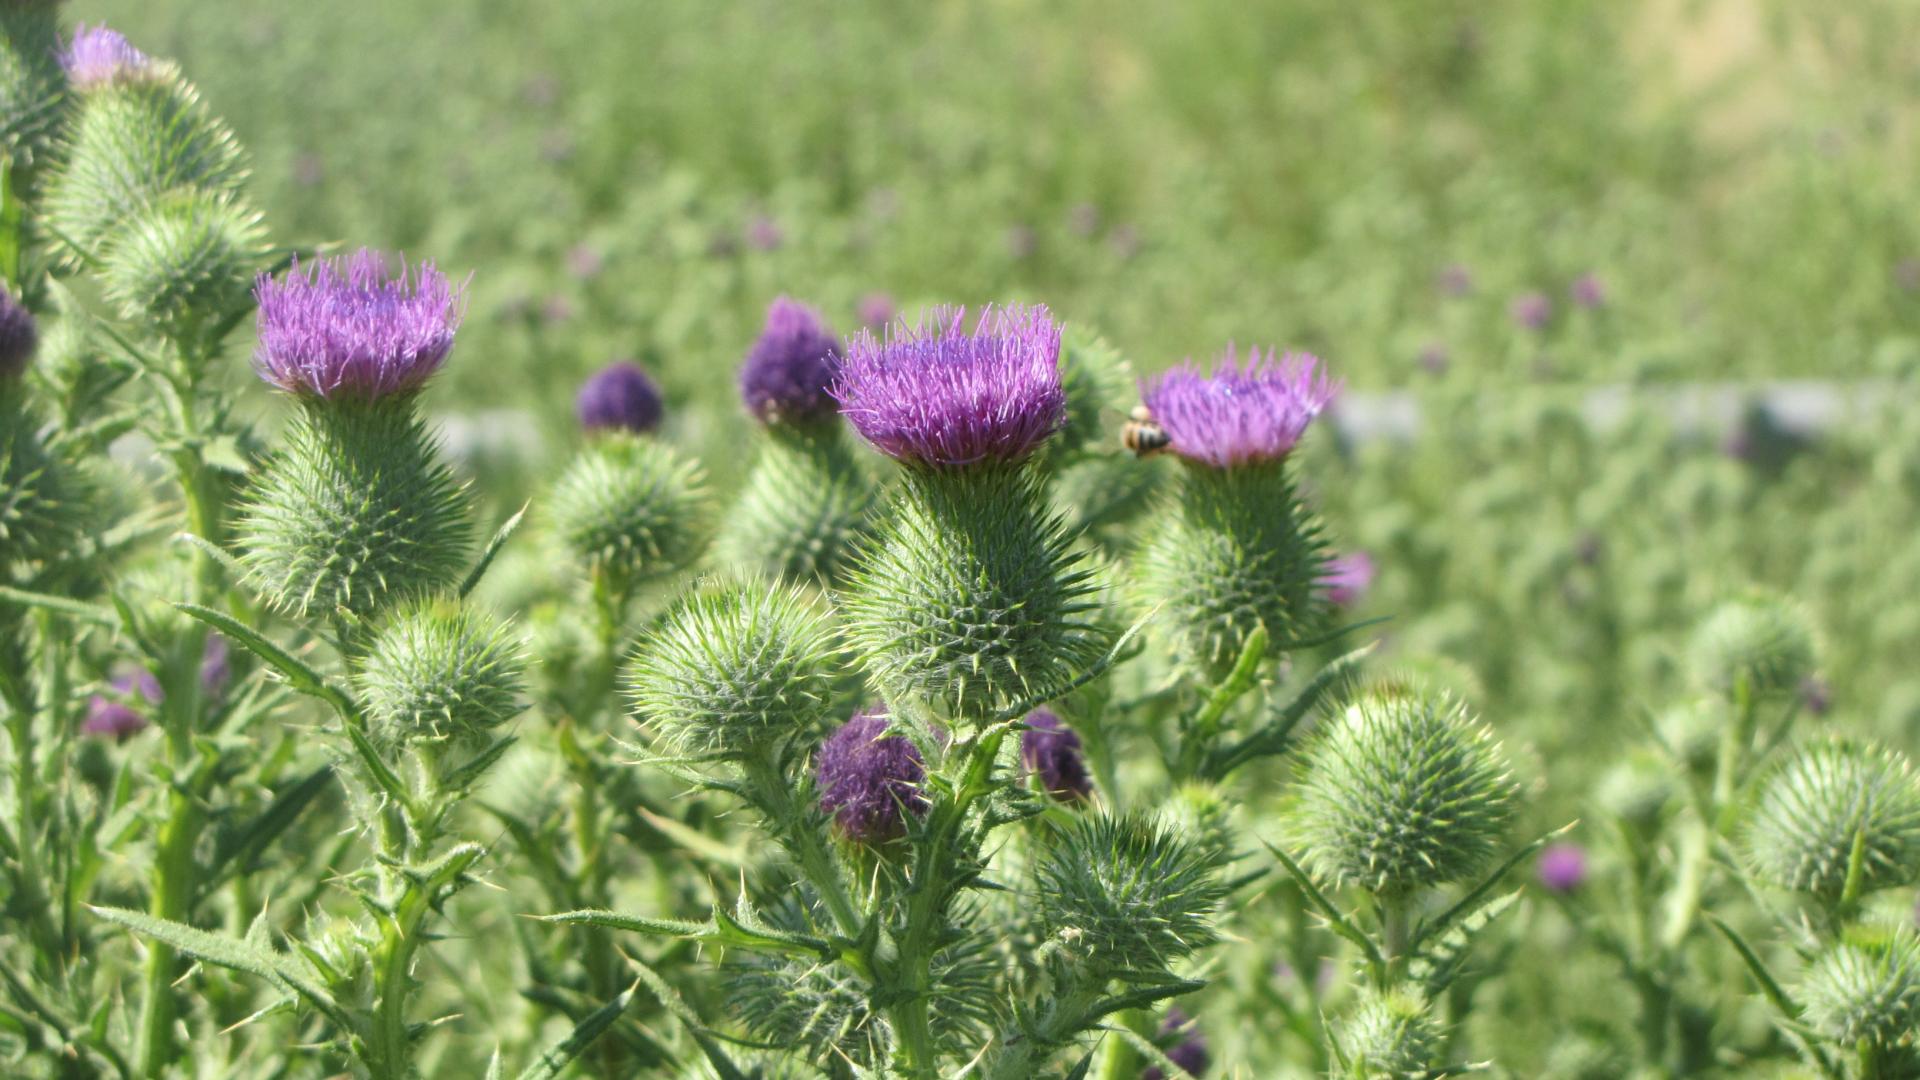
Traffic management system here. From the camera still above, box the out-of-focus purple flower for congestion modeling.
[1005,225,1036,261]
[540,295,576,325]
[1019,708,1092,803]
[739,297,841,426]
[575,361,664,434]
[1538,843,1588,893]
[857,292,896,329]
[1068,203,1100,238]
[61,25,155,90]
[520,72,560,109]
[746,215,784,252]
[1437,264,1474,297]
[1142,1007,1210,1080]
[291,152,325,188]
[1574,532,1604,566]
[200,636,231,699]
[1417,343,1449,375]
[82,697,147,741]
[1139,347,1338,469]
[1800,675,1832,717]
[1570,273,1607,310]
[1319,551,1375,609]
[816,707,928,844]
[1895,259,1920,293]
[565,245,605,281]
[538,131,574,164]
[254,249,464,401]
[1109,225,1141,260]
[866,188,900,222]
[0,284,38,380]
[1510,291,1553,332]
[1721,425,1754,463]
[833,304,1065,468]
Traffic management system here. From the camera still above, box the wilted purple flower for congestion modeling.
[1510,291,1553,332]
[739,297,841,425]
[1142,1007,1210,1080]
[1570,273,1607,310]
[1417,343,1449,375]
[575,361,663,434]
[1437,263,1474,297]
[1319,551,1376,609]
[1068,203,1100,238]
[1538,843,1588,893]
[254,249,464,401]
[1140,347,1338,469]
[0,284,37,379]
[834,304,1065,467]
[1019,708,1092,803]
[565,245,605,281]
[1005,225,1036,261]
[61,25,155,90]
[857,292,896,329]
[1800,675,1832,717]
[816,708,928,843]
[746,215,784,252]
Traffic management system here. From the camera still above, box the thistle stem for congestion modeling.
[741,750,861,938]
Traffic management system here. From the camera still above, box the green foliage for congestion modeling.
[1744,737,1920,902]
[0,393,90,565]
[710,423,872,585]
[1033,811,1227,976]
[546,431,711,596]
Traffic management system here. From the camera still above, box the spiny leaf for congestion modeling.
[514,979,641,1080]
[1410,822,1576,956]
[87,906,350,1030]
[1201,641,1377,781]
[174,602,355,719]
[461,501,529,599]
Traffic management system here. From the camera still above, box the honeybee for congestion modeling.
[1121,404,1170,458]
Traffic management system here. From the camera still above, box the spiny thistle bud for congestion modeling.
[1320,551,1376,610]
[575,360,663,435]
[100,189,266,338]
[833,304,1065,467]
[354,602,524,792]
[712,422,873,584]
[0,283,38,379]
[738,296,841,427]
[1141,1007,1211,1080]
[547,433,710,596]
[0,3,64,167]
[1595,755,1675,835]
[1163,782,1238,868]
[1,396,90,565]
[1333,988,1444,1079]
[1744,738,1920,902]
[1019,708,1092,803]
[815,707,928,844]
[1799,925,1920,1055]
[1290,691,1517,897]
[1139,347,1337,470]
[1689,593,1817,701]
[254,250,462,401]
[1033,811,1226,975]
[627,576,841,756]
[1656,697,1727,776]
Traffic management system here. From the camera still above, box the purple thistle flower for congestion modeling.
[61,24,156,90]
[1437,263,1474,297]
[1896,259,1920,294]
[292,152,326,188]
[1068,203,1100,238]
[1005,224,1036,261]
[1142,1007,1211,1080]
[575,360,664,435]
[1510,291,1553,332]
[1417,343,1449,375]
[1139,346,1338,469]
[1019,708,1092,803]
[1319,551,1376,609]
[833,304,1066,468]
[746,215,784,252]
[1109,225,1141,260]
[0,284,37,379]
[739,297,841,425]
[857,292,896,330]
[81,697,147,741]
[253,249,464,401]
[816,707,928,844]
[200,635,232,700]
[1570,273,1607,310]
[1537,843,1588,893]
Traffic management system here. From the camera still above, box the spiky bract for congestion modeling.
[41,68,247,264]
[100,189,266,337]
[1689,593,1817,700]
[355,602,526,745]
[0,283,38,379]
[1134,459,1329,680]
[712,425,872,584]
[838,464,1105,722]
[547,433,710,595]
[1290,692,1517,897]
[1799,926,1920,1056]
[1744,738,1920,901]
[1334,988,1444,1079]
[0,3,63,167]
[1139,346,1336,468]
[236,400,471,620]
[254,250,463,400]
[1033,811,1226,975]
[627,576,841,756]
[0,397,89,565]
[738,296,841,426]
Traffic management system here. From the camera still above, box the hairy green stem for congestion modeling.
[742,750,861,938]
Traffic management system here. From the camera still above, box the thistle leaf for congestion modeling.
[87,906,350,1030]
[514,979,641,1080]
[174,601,355,719]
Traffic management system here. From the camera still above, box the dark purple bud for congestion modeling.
[0,284,38,380]
[738,296,841,426]
[1139,346,1338,469]
[1436,263,1473,297]
[1569,273,1606,310]
[253,249,464,401]
[1510,291,1552,332]
[82,698,147,741]
[816,707,928,844]
[1537,843,1587,893]
[1318,552,1375,609]
[575,361,664,435]
[1019,708,1092,803]
[857,292,896,329]
[746,215,784,252]
[1142,1007,1210,1080]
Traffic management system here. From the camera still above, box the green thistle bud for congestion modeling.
[1134,460,1329,680]
[0,396,90,565]
[237,400,470,620]
[840,464,1105,722]
[1334,987,1444,1079]
[1162,781,1237,867]
[1744,738,1920,902]
[42,66,248,265]
[354,601,525,792]
[99,188,265,338]
[547,432,711,598]
[1594,754,1675,835]
[1290,691,1517,898]
[1033,811,1226,975]
[301,912,376,1013]
[627,576,841,756]
[1799,925,1920,1058]
[711,424,873,584]
[1656,698,1727,776]
[0,3,63,169]
[1689,593,1817,701]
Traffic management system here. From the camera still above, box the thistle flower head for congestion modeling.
[1690,593,1818,701]
[61,24,157,90]
[81,672,155,741]
[1799,925,1920,1054]
[628,576,841,757]
[575,360,663,435]
[1290,691,1517,897]
[1745,737,1920,902]
[1142,1007,1211,1080]
[1570,273,1607,310]
[1320,550,1376,609]
[739,296,841,426]
[1511,291,1552,331]
[1138,347,1337,469]
[1019,708,1093,803]
[1034,811,1226,975]
[547,434,710,595]
[0,283,37,379]
[355,602,526,747]
[253,249,464,401]
[833,304,1065,467]
[1334,988,1444,1078]
[815,707,928,844]
[1537,843,1588,893]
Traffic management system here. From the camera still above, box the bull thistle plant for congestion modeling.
[2,7,1919,1080]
